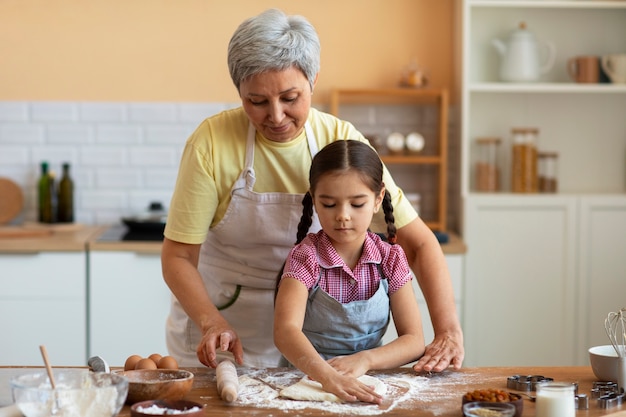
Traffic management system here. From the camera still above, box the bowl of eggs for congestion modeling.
[114,353,193,405]
[124,353,179,371]
[462,389,523,417]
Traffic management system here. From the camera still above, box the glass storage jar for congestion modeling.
[475,137,501,192]
[511,127,538,193]
[538,152,558,193]
[535,382,576,417]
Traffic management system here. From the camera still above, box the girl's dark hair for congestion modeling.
[275,140,397,299]
[295,139,396,244]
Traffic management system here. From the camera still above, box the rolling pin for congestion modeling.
[216,359,239,402]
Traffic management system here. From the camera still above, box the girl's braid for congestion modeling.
[382,190,397,244]
[296,191,314,244]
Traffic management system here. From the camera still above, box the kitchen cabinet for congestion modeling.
[0,252,86,366]
[463,195,626,367]
[330,88,449,232]
[463,195,578,366]
[576,195,626,364]
[460,0,626,366]
[89,250,170,367]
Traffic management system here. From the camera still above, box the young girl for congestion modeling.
[274,140,425,404]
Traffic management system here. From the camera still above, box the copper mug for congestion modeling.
[567,56,599,83]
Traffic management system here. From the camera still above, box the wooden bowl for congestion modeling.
[462,390,523,417]
[130,399,204,416]
[116,369,194,405]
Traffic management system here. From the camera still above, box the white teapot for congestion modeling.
[492,22,556,82]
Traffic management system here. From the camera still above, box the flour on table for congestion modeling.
[234,368,490,415]
[280,374,387,402]
[235,369,415,415]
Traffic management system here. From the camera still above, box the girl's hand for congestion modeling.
[327,353,370,378]
[321,374,383,404]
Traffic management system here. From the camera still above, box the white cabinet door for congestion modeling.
[0,253,86,366]
[382,254,464,357]
[89,251,171,367]
[577,195,626,363]
[463,195,578,367]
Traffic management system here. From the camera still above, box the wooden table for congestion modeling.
[115,366,624,416]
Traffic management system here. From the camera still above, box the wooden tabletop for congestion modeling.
[115,366,624,417]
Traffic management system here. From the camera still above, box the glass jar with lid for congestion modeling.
[474,137,501,192]
[511,127,538,193]
[538,151,558,193]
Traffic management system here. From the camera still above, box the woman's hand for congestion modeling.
[412,330,464,373]
[196,321,244,368]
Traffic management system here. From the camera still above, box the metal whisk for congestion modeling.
[605,308,626,357]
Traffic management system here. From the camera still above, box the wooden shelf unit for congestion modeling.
[329,88,449,231]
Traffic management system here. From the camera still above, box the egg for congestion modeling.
[157,355,179,370]
[135,358,158,370]
[148,353,163,364]
[124,354,143,371]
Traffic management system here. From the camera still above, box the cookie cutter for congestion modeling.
[597,391,625,409]
[575,393,589,410]
[507,375,554,392]
[591,381,619,399]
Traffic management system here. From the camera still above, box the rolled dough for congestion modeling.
[280,374,386,402]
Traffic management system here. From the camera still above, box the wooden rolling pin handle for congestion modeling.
[216,359,239,402]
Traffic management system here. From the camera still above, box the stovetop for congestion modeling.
[96,224,164,242]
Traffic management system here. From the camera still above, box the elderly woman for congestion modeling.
[162,8,463,373]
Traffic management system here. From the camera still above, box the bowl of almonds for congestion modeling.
[462,388,523,417]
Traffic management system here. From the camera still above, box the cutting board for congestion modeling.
[605,412,626,417]
[0,178,24,225]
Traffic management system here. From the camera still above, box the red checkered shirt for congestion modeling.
[281,230,412,303]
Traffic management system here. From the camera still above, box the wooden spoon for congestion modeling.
[39,345,57,389]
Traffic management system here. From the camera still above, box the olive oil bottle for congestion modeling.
[38,161,55,223]
[57,162,74,223]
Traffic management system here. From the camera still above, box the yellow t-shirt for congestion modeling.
[164,107,417,244]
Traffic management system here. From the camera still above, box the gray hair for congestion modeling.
[227,9,321,91]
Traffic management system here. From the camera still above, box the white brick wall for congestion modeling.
[0,101,459,230]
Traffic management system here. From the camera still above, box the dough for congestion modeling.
[280,374,386,402]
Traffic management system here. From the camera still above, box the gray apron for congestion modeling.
[303,258,391,359]
[166,122,320,368]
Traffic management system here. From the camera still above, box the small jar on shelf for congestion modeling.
[538,152,558,193]
[511,127,538,193]
[474,137,501,192]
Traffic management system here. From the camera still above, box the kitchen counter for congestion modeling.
[107,366,618,417]
[89,225,163,254]
[89,233,467,255]
[0,224,467,255]
[441,232,466,254]
[0,224,102,253]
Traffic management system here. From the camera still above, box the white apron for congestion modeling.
[166,122,320,368]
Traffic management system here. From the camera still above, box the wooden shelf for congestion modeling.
[329,88,449,231]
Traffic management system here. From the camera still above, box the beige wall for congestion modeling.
[0,0,454,104]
